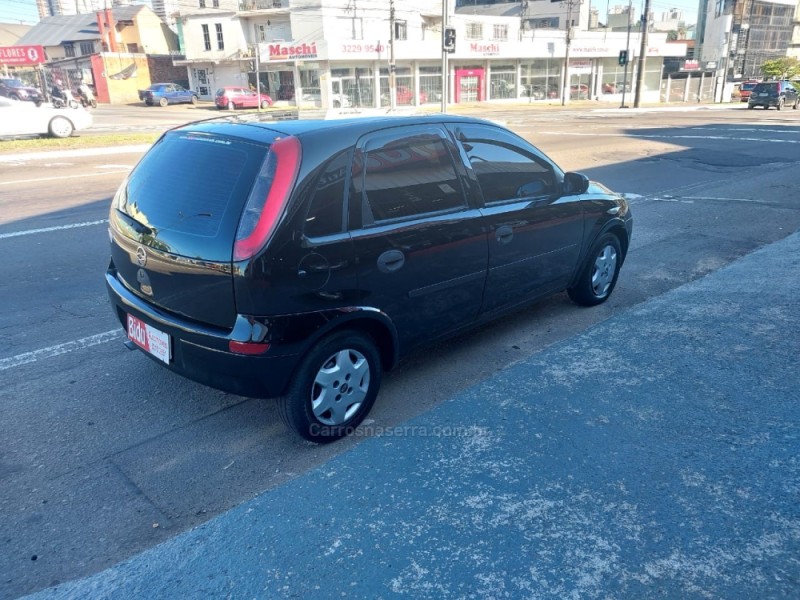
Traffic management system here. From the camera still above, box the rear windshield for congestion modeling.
[118,132,269,261]
[753,82,778,93]
[741,82,757,91]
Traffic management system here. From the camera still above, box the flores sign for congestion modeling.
[0,45,46,66]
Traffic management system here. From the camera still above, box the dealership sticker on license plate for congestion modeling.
[127,314,170,364]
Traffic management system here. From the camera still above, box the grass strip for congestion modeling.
[0,133,160,154]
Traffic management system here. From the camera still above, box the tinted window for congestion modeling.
[358,134,465,224]
[119,132,268,256]
[753,83,778,93]
[459,134,556,204]
[305,151,348,237]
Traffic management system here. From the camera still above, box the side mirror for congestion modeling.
[563,172,589,195]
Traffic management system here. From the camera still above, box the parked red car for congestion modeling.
[396,85,427,105]
[738,80,760,103]
[215,86,273,110]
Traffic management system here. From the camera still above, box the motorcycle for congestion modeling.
[74,85,97,109]
[50,86,79,109]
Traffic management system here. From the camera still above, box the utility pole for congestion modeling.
[254,44,262,113]
[620,0,633,108]
[389,0,396,110]
[561,0,574,106]
[633,0,650,107]
[441,0,448,113]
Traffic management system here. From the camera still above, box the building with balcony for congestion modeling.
[173,0,687,107]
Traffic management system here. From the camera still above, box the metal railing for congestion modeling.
[238,0,288,10]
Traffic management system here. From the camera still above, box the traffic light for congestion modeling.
[618,50,628,66]
[443,27,456,53]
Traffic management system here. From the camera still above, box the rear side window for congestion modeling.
[356,133,465,224]
[304,151,348,237]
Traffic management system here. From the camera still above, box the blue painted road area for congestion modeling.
[27,233,800,599]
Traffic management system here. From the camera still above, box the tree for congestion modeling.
[760,57,800,80]
[667,30,678,41]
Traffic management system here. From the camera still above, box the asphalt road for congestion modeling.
[2,105,799,598]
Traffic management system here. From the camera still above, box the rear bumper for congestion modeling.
[106,267,299,399]
[749,97,780,107]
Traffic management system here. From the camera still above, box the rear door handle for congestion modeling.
[496,225,514,244]
[377,250,405,273]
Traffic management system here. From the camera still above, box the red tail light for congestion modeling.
[233,135,301,261]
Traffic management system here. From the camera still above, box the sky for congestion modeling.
[0,0,39,25]
[0,0,702,28]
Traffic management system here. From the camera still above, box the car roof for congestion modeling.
[175,114,501,140]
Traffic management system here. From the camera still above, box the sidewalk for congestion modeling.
[24,230,800,599]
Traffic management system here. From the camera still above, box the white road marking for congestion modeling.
[0,170,129,186]
[0,144,151,164]
[0,330,120,371]
[689,127,800,134]
[538,131,800,144]
[0,219,108,239]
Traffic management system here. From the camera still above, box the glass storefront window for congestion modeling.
[599,58,633,95]
[379,67,418,107]
[332,66,374,108]
[520,59,561,100]
[299,67,320,106]
[490,64,516,99]
[419,65,442,104]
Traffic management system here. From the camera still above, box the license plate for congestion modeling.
[127,314,170,364]
[759,93,768,97]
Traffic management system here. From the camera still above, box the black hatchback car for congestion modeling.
[747,80,799,110]
[106,115,633,442]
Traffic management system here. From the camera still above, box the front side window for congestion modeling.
[202,24,211,51]
[457,127,558,205]
[216,23,224,50]
[357,134,465,224]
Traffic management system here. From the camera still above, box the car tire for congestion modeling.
[260,100,270,109]
[48,116,74,138]
[145,100,153,106]
[159,97,168,107]
[9,94,20,101]
[227,100,235,110]
[747,104,754,109]
[567,233,623,307]
[278,331,382,443]
[191,95,198,105]
[793,98,799,110]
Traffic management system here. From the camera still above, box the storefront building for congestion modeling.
[174,2,686,108]
[253,31,685,109]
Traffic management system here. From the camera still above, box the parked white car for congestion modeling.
[0,97,93,138]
